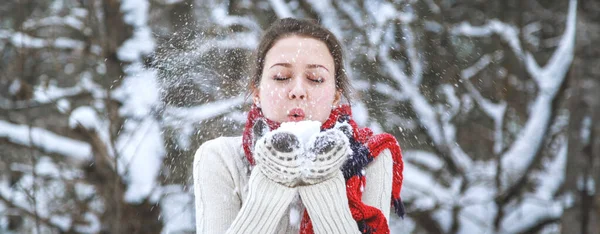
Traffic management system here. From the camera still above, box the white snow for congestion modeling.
[211,7,262,32]
[0,120,92,161]
[350,102,369,126]
[54,37,85,50]
[523,22,542,48]
[268,0,294,18]
[193,32,258,55]
[7,31,85,50]
[401,24,423,86]
[10,32,45,48]
[120,0,149,27]
[163,96,245,126]
[35,157,61,178]
[113,65,160,118]
[305,0,343,38]
[74,183,96,201]
[289,207,301,226]
[459,52,507,154]
[69,106,115,159]
[73,212,101,233]
[56,99,71,113]
[580,115,591,144]
[379,40,442,146]
[71,8,88,18]
[23,15,84,31]
[118,27,155,62]
[275,120,321,146]
[118,0,155,62]
[160,188,195,234]
[378,24,475,172]
[451,20,523,57]
[111,0,166,205]
[69,106,101,131]
[372,82,409,101]
[424,20,443,33]
[402,163,460,211]
[9,79,21,96]
[33,79,85,104]
[50,215,72,231]
[501,0,577,187]
[403,150,443,170]
[365,1,399,26]
[117,117,165,203]
[337,1,364,27]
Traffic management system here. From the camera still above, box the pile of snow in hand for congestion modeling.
[273,120,322,146]
[262,120,353,173]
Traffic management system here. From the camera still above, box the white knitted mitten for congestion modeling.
[301,123,352,185]
[252,119,303,187]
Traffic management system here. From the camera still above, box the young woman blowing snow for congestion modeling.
[193,18,404,234]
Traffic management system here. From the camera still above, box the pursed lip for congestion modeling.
[287,108,305,121]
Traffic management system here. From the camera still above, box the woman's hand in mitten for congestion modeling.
[252,119,303,187]
[301,123,352,185]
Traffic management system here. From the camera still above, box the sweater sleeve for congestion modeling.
[361,149,393,222]
[298,171,361,234]
[193,138,297,234]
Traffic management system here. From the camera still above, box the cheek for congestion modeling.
[260,84,287,103]
[258,83,289,120]
[307,84,336,105]
[306,85,337,121]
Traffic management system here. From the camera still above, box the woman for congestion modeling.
[193,18,404,234]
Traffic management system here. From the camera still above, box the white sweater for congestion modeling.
[193,136,393,234]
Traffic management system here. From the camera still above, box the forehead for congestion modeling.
[264,36,333,65]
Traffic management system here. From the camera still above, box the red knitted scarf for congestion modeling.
[242,104,404,234]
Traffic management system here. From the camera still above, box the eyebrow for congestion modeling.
[269,63,330,72]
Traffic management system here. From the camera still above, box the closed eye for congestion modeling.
[273,76,290,81]
[309,77,324,83]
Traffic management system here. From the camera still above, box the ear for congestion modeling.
[333,90,342,106]
[251,86,260,102]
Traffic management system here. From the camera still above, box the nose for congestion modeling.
[288,77,307,100]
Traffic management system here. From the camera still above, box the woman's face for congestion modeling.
[254,35,340,123]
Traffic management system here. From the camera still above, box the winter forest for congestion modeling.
[1,0,599,233]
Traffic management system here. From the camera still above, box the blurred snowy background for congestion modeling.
[1,0,599,233]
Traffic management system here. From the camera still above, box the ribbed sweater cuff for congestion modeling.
[227,168,297,234]
[299,172,360,234]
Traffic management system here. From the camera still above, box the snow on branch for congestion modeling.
[0,72,106,110]
[0,192,69,232]
[163,96,245,126]
[193,32,258,56]
[0,120,92,161]
[379,23,472,172]
[268,0,294,18]
[500,0,577,188]
[525,0,577,91]
[211,7,262,33]
[109,0,166,204]
[116,116,165,203]
[501,140,567,233]
[337,1,365,28]
[460,51,507,154]
[450,20,523,58]
[372,82,409,101]
[0,31,85,50]
[22,15,84,31]
[118,0,155,62]
[379,25,442,144]
[305,0,344,38]
[401,24,423,86]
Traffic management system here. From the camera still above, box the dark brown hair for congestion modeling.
[249,18,352,102]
